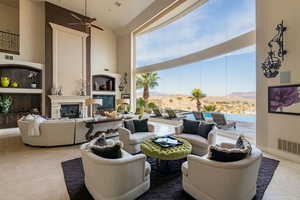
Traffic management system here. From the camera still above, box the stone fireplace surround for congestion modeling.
[48,95,89,119]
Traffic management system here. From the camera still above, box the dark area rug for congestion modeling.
[61,157,279,200]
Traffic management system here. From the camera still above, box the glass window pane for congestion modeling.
[135,46,256,139]
[136,0,255,67]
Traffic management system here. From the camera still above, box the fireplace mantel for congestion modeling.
[48,95,89,119]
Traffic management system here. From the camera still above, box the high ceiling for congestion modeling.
[0,0,19,8]
[38,0,155,30]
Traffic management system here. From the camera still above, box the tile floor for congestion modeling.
[0,125,300,200]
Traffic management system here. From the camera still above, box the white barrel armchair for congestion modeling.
[80,143,151,200]
[118,123,156,154]
[175,125,217,155]
[182,147,262,200]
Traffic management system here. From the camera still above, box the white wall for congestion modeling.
[52,26,87,96]
[0,0,45,64]
[256,0,300,161]
[91,26,117,74]
[0,3,19,34]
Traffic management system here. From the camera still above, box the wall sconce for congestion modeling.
[119,72,128,92]
[261,20,287,78]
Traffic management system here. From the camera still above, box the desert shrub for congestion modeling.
[203,105,217,112]
[177,96,183,100]
[148,102,157,110]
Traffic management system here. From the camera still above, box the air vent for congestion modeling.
[278,138,300,155]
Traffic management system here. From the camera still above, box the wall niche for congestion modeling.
[0,94,41,128]
[93,75,115,92]
[0,65,42,89]
[0,65,42,128]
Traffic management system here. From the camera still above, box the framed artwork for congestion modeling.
[121,93,130,99]
[268,84,300,115]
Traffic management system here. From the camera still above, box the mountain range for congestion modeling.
[137,91,256,99]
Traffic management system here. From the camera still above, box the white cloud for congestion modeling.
[136,0,255,66]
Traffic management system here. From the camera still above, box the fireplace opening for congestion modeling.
[60,104,80,118]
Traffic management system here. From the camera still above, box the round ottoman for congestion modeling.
[141,137,192,160]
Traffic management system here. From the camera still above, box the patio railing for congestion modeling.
[0,30,19,54]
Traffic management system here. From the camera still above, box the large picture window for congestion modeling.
[134,0,256,139]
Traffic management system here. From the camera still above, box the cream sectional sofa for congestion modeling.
[18,118,123,147]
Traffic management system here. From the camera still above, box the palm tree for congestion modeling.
[191,88,206,112]
[136,72,159,103]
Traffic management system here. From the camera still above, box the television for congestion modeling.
[268,84,300,115]
[93,95,115,111]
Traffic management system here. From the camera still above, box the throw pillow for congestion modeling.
[235,136,245,149]
[182,119,200,134]
[197,123,215,139]
[90,141,122,159]
[94,133,107,146]
[208,144,250,162]
[133,119,149,132]
[124,120,136,133]
[235,135,252,154]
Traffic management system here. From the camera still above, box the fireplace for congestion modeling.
[48,95,89,119]
[60,104,80,118]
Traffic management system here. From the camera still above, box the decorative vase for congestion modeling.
[31,83,37,88]
[1,77,10,87]
[51,88,58,95]
[58,88,63,96]
[11,82,18,88]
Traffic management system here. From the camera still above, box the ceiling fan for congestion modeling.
[68,0,104,31]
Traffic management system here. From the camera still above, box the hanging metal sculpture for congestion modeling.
[119,72,128,92]
[261,20,287,78]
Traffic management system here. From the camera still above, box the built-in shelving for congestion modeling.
[0,88,42,94]
[0,61,44,128]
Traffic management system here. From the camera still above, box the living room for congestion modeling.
[0,0,300,200]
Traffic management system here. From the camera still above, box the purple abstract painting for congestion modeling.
[269,85,300,114]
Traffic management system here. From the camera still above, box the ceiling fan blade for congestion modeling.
[88,18,97,22]
[91,24,104,31]
[70,13,82,21]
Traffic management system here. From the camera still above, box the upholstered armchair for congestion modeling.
[181,147,262,200]
[80,143,151,200]
[118,123,156,154]
[175,125,217,155]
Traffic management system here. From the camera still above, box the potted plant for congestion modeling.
[28,71,38,88]
[0,96,13,113]
[136,98,146,119]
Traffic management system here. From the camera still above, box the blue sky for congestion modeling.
[136,0,256,96]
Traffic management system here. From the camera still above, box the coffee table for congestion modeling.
[141,137,192,170]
